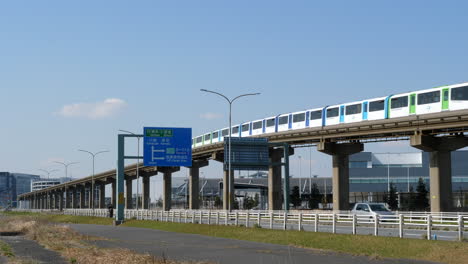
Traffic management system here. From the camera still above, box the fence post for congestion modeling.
[216,212,220,225]
[192,212,195,224]
[208,210,211,225]
[399,214,404,238]
[235,211,239,226]
[298,213,302,231]
[199,211,203,224]
[257,213,261,227]
[246,212,250,228]
[283,213,287,230]
[374,214,379,236]
[427,215,432,240]
[315,213,319,232]
[458,215,464,242]
[268,212,273,229]
[352,214,357,235]
[225,211,228,226]
[332,213,336,234]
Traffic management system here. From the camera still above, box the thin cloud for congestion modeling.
[200,112,223,120]
[57,98,127,119]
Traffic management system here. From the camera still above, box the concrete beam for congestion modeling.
[318,141,363,211]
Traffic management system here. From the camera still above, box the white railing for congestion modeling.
[12,209,468,242]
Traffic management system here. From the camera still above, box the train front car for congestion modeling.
[448,83,468,111]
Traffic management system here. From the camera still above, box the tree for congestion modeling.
[308,183,321,209]
[415,178,429,210]
[387,182,399,210]
[156,196,163,208]
[290,186,301,208]
[244,195,257,210]
[408,185,416,211]
[254,193,260,208]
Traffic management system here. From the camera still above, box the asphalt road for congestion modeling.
[69,223,437,264]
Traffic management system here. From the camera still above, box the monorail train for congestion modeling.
[193,82,468,148]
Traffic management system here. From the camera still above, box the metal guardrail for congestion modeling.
[13,209,468,242]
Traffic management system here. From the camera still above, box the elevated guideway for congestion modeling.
[18,109,468,213]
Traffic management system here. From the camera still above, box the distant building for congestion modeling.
[0,172,40,207]
[30,177,75,192]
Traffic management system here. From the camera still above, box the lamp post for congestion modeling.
[53,161,79,182]
[119,129,141,210]
[38,169,59,180]
[78,149,109,211]
[200,89,260,210]
[298,155,302,199]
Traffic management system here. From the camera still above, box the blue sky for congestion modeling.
[1,1,467,198]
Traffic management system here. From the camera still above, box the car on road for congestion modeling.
[351,203,395,219]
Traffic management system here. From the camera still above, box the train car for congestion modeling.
[367,96,389,120]
[264,116,277,134]
[343,100,367,123]
[194,135,204,147]
[240,122,251,137]
[414,87,444,115]
[307,107,323,128]
[219,127,229,142]
[449,83,468,111]
[251,118,264,136]
[291,110,307,130]
[211,129,221,144]
[231,125,240,138]
[388,92,411,118]
[277,113,290,132]
[203,132,212,145]
[324,104,342,126]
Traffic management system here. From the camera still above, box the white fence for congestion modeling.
[13,209,468,242]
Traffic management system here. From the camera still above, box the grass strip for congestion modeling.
[0,240,14,258]
[5,211,468,264]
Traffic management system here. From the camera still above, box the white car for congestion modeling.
[351,203,395,219]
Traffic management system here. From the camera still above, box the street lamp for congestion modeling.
[119,129,141,210]
[200,89,260,210]
[78,149,109,211]
[53,161,79,182]
[38,169,59,180]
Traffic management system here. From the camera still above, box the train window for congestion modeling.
[278,116,288,125]
[451,86,468,101]
[196,137,203,143]
[293,113,305,123]
[242,124,249,132]
[417,91,440,105]
[391,96,408,109]
[310,110,322,120]
[327,107,339,117]
[266,118,275,127]
[204,133,211,140]
[345,104,362,115]
[369,100,384,112]
[232,126,239,134]
[221,129,229,136]
[213,131,219,139]
[253,121,262,130]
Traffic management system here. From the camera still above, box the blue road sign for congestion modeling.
[143,127,192,167]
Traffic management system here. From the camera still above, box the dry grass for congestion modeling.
[0,215,210,264]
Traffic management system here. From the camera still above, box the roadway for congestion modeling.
[68,223,436,264]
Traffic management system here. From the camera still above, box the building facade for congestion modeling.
[0,172,40,208]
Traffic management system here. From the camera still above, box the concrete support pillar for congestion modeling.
[163,172,172,211]
[189,160,209,210]
[71,188,77,209]
[318,141,363,211]
[142,176,150,209]
[268,149,283,210]
[126,178,133,209]
[87,184,92,209]
[65,189,71,209]
[410,133,468,212]
[58,190,63,211]
[80,187,86,209]
[111,180,116,207]
[99,184,106,209]
[189,167,199,210]
[50,192,54,209]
